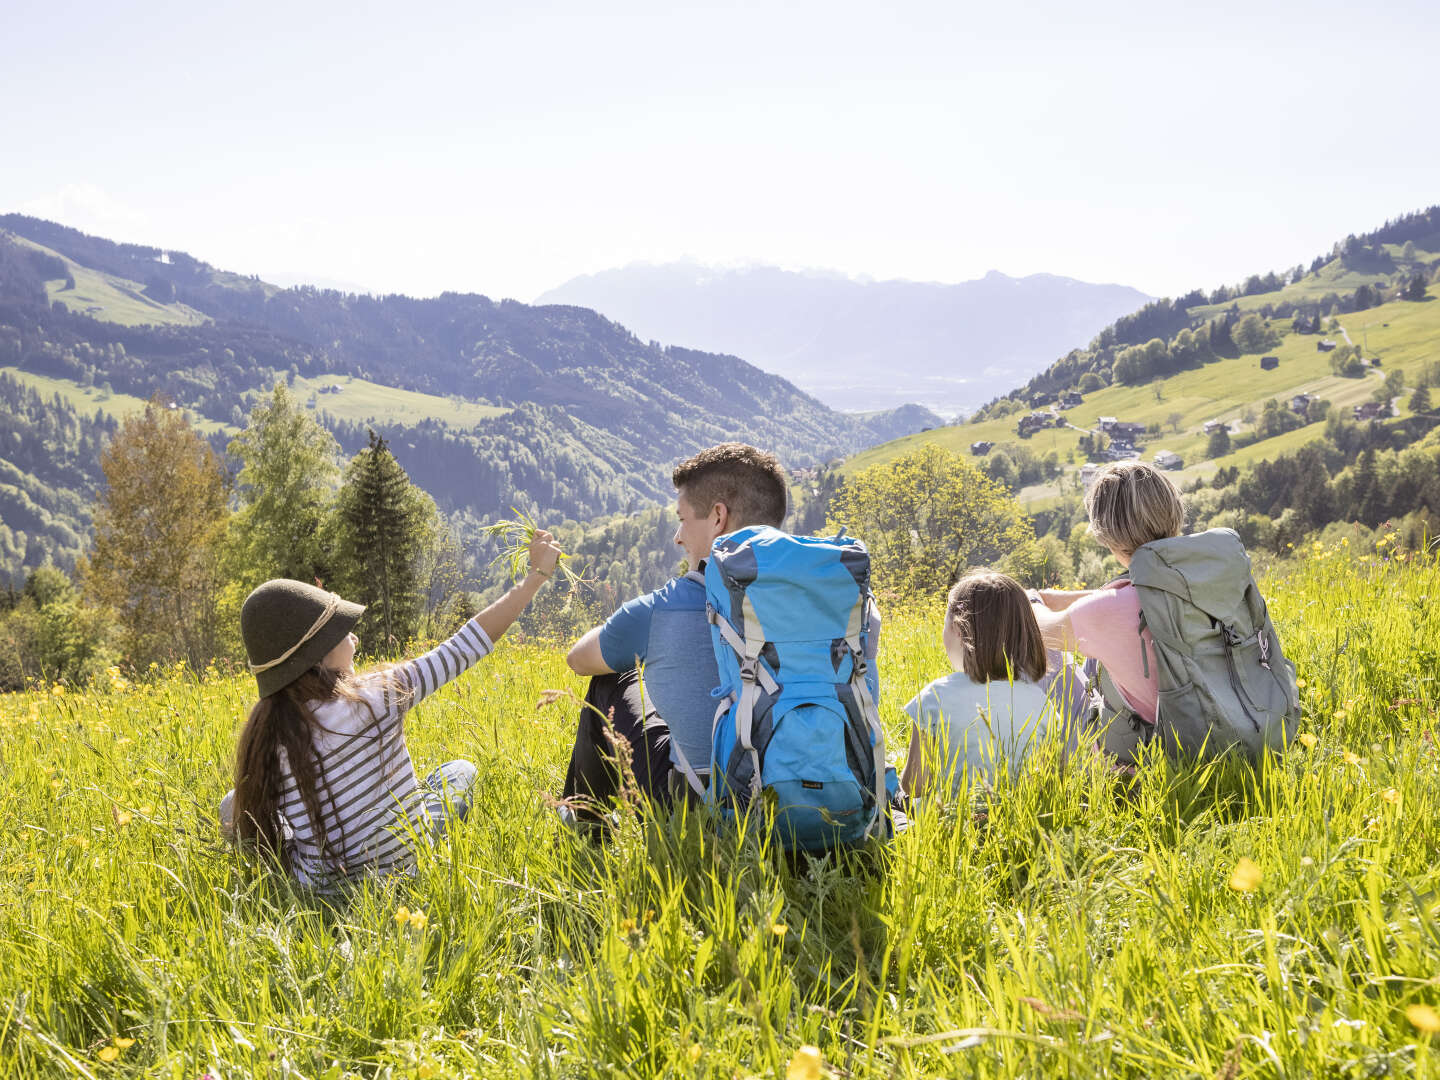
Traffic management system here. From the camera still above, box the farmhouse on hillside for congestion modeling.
[970,440,994,455]
[1290,393,1314,414]
[1203,419,1227,435]
[1317,339,1337,352]
[1060,390,1084,408]
[1097,417,1146,440]
[1260,356,1279,370]
[1353,401,1391,421]
[1154,450,1183,470]
[1017,412,1061,437]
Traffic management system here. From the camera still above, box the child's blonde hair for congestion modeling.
[946,570,1046,683]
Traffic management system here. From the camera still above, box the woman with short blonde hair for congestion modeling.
[1030,461,1186,742]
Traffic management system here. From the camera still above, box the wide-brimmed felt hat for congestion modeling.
[241,579,365,697]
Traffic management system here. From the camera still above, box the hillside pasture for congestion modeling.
[296,375,511,430]
[2,548,1439,1076]
[11,236,211,329]
[0,366,230,437]
[848,280,1438,504]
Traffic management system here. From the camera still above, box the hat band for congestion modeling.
[249,595,343,674]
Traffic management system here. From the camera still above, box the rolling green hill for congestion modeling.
[845,209,1440,513]
[0,215,941,581]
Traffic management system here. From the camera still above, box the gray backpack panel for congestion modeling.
[1101,528,1300,762]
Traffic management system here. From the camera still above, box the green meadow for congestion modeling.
[294,376,511,430]
[9,237,210,330]
[3,543,1440,1077]
[846,282,1439,504]
[0,367,230,438]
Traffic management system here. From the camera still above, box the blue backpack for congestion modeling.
[703,525,889,851]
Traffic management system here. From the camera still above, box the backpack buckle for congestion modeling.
[1257,629,1271,669]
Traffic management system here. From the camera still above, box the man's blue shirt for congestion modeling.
[597,571,718,772]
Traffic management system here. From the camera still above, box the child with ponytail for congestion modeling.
[222,530,562,889]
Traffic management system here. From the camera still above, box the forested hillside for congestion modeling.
[840,206,1440,583]
[0,216,939,580]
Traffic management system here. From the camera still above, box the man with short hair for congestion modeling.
[559,443,792,820]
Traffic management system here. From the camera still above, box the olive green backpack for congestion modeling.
[1094,528,1300,763]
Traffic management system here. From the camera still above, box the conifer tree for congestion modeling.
[83,397,229,668]
[329,431,437,651]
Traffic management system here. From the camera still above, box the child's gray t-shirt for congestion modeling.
[904,671,1055,792]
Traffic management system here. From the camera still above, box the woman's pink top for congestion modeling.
[1067,583,1159,724]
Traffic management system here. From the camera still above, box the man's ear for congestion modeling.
[712,501,731,533]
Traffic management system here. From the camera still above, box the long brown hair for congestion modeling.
[232,666,361,871]
[947,570,1047,684]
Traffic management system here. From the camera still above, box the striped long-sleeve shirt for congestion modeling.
[276,616,493,889]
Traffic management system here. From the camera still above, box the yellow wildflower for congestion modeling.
[1408,1003,1440,1033]
[1229,857,1262,892]
[688,1044,702,1063]
[97,1046,118,1062]
[771,923,789,937]
[1295,677,1306,688]
[113,1038,135,1049]
[787,1045,825,1080]
[619,917,637,935]
[1298,732,1317,749]
[408,910,427,931]
[394,905,411,926]
[1334,708,1349,720]
[51,684,65,697]
[1343,750,1367,766]
[1381,788,1401,806]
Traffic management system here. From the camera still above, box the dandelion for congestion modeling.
[394,905,411,926]
[408,909,427,931]
[771,923,789,937]
[1408,1003,1440,1034]
[688,1044,703,1063]
[51,684,65,697]
[1381,788,1401,806]
[114,810,133,828]
[1298,732,1317,749]
[1229,857,1262,892]
[786,1045,825,1080]
[1295,677,1306,688]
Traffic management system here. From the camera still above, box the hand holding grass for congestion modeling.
[528,529,563,581]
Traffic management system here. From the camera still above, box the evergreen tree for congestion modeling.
[83,398,230,668]
[1410,384,1432,416]
[330,431,437,651]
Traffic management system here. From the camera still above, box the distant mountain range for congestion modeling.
[536,263,1153,415]
[0,215,942,580]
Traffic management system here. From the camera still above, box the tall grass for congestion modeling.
[2,543,1439,1077]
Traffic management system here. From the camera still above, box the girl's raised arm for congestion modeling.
[397,530,563,707]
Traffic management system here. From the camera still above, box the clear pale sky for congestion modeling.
[3,0,1436,302]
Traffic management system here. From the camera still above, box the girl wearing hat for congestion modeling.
[223,530,562,889]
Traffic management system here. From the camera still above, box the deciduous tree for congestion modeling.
[225,382,340,584]
[825,444,1033,598]
[83,398,229,668]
